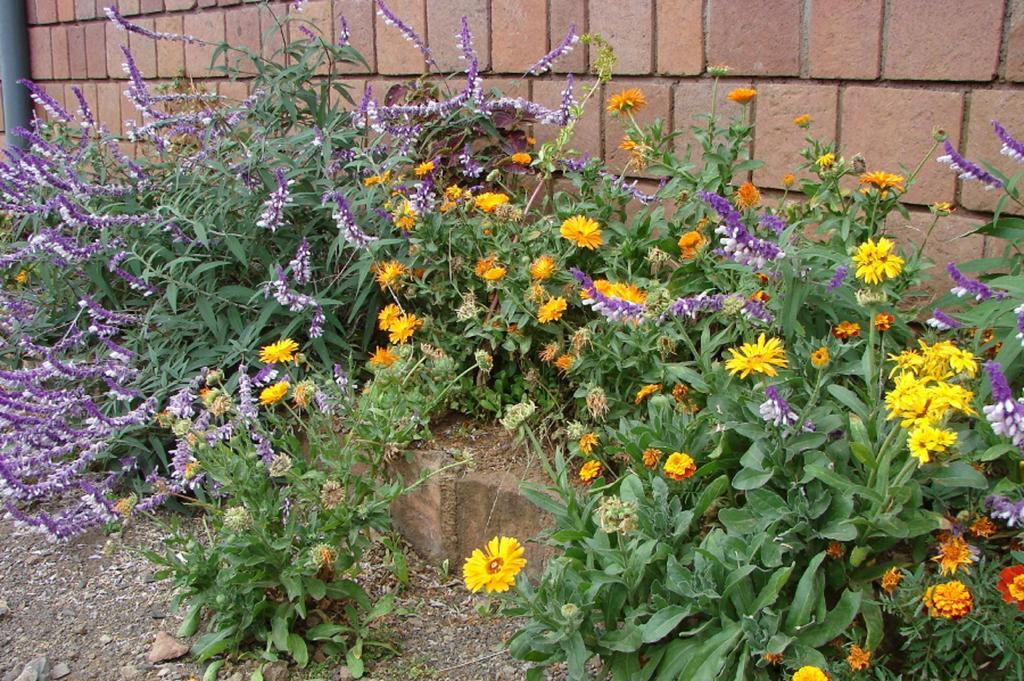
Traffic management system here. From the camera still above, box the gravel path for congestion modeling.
[0,512,538,681]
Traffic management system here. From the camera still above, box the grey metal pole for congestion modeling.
[0,0,33,149]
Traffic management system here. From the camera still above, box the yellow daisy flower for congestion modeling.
[259,338,299,364]
[560,215,603,250]
[462,536,527,593]
[259,381,290,406]
[538,297,567,324]
[852,237,904,285]
[725,334,788,379]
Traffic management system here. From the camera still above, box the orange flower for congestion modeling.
[529,255,556,280]
[619,137,638,151]
[997,565,1024,611]
[414,160,435,176]
[793,114,811,127]
[969,515,997,539]
[607,88,646,114]
[373,260,407,290]
[482,266,506,282]
[678,230,706,259]
[733,181,761,209]
[642,448,662,468]
[931,535,978,576]
[874,312,894,332]
[922,580,973,619]
[560,215,603,250]
[509,152,532,165]
[810,346,830,368]
[880,566,903,594]
[579,460,603,483]
[782,173,796,187]
[555,354,574,373]
[672,384,689,402]
[826,542,845,560]
[832,321,861,340]
[474,192,510,213]
[726,87,756,104]
[387,313,422,344]
[846,644,871,672]
[859,171,905,193]
[579,432,599,454]
[538,297,568,323]
[663,452,696,481]
[474,254,499,277]
[750,290,770,303]
[762,652,784,665]
[634,384,661,404]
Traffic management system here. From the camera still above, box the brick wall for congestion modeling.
[6,0,1024,261]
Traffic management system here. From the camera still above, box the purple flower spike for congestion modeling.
[256,168,293,233]
[1015,303,1024,346]
[986,494,1024,527]
[983,361,1024,454]
[947,262,1003,301]
[994,120,1024,164]
[323,191,376,248]
[760,385,798,428]
[527,23,579,75]
[104,6,200,42]
[926,309,961,331]
[827,264,848,292]
[570,268,646,323]
[936,139,1004,190]
[17,79,72,123]
[376,0,436,70]
[289,238,312,285]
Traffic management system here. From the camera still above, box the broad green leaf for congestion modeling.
[642,605,693,643]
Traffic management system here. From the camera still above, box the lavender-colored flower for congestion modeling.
[323,192,376,248]
[986,494,1024,527]
[337,15,351,46]
[108,252,157,297]
[1016,303,1024,346]
[926,309,961,331]
[253,364,279,387]
[558,74,575,125]
[983,361,1024,454]
[105,6,200,43]
[376,0,436,70]
[601,171,657,204]
[827,264,848,292]
[993,120,1024,163]
[759,385,798,428]
[947,262,1003,301]
[289,238,312,285]
[758,213,787,236]
[459,143,484,178]
[527,24,579,75]
[570,268,646,323]
[17,80,72,123]
[699,191,785,269]
[936,139,1003,190]
[309,306,325,339]
[256,168,293,233]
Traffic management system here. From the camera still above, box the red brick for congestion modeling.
[375,0,427,74]
[75,0,96,19]
[218,79,249,101]
[165,0,197,9]
[673,77,750,136]
[120,90,141,136]
[290,0,333,43]
[96,81,123,133]
[886,210,985,303]
[219,0,242,6]
[961,90,1024,215]
[198,0,218,7]
[128,19,158,78]
[425,0,489,72]
[481,76,529,100]
[603,79,672,176]
[884,0,1002,81]
[184,10,226,77]
[333,0,377,73]
[589,0,653,75]
[841,86,963,205]
[34,0,59,24]
[753,83,838,190]
[29,27,53,80]
[85,21,108,78]
[808,0,882,79]
[549,0,585,73]
[117,0,141,14]
[67,25,88,78]
[106,22,125,79]
[656,0,703,75]
[155,14,186,77]
[533,77,601,159]
[51,25,70,80]
[260,3,289,63]
[57,0,74,22]
[707,0,800,76]
[140,0,164,12]
[491,0,546,73]
[1006,0,1024,82]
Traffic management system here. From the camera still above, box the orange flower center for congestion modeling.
[487,557,504,574]
[1010,574,1024,601]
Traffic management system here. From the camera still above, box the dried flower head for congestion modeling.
[268,453,293,477]
[320,480,346,509]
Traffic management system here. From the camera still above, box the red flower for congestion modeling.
[997,564,1024,611]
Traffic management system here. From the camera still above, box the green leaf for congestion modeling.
[827,385,868,420]
[796,588,863,647]
[731,466,773,490]
[271,616,289,652]
[784,551,826,632]
[287,633,309,668]
[749,565,794,614]
[346,647,365,678]
[861,599,884,651]
[177,601,202,638]
[566,632,589,681]
[192,626,237,661]
[929,460,988,489]
[642,605,693,643]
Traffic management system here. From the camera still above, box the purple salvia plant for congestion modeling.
[926,309,961,331]
[323,192,376,248]
[936,139,1004,190]
[947,262,1003,301]
[376,0,437,70]
[337,15,351,46]
[289,238,312,286]
[986,494,1024,527]
[570,268,646,323]
[759,385,798,428]
[256,168,293,233]
[827,264,848,292]
[1016,303,1024,346]
[993,121,1024,163]
[105,6,201,43]
[527,24,579,75]
[17,79,72,123]
[108,251,157,297]
[699,191,785,269]
[983,361,1024,455]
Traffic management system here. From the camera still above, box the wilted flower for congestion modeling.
[320,480,346,509]
[586,387,609,421]
[500,399,537,430]
[268,453,293,477]
[310,543,336,569]
[223,506,252,532]
[595,496,639,534]
[474,349,493,373]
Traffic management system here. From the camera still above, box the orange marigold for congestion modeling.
[833,321,861,340]
[881,566,903,594]
[579,432,599,454]
[579,459,603,483]
[874,312,894,332]
[969,515,997,539]
[726,87,756,104]
[734,181,761,209]
[555,354,575,373]
[607,88,646,114]
[634,384,661,404]
[793,114,811,127]
[678,230,706,259]
[922,579,973,619]
[847,644,871,672]
[663,452,696,481]
[642,448,662,469]
[997,564,1024,611]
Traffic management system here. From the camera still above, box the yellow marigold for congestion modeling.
[607,88,646,114]
[793,114,811,127]
[259,338,299,364]
[14,270,29,284]
[908,424,957,464]
[585,279,647,305]
[394,200,417,230]
[874,312,894,331]
[931,201,954,215]
[847,645,871,672]
[363,171,392,187]
[810,346,830,368]
[733,181,761,209]
[726,87,757,104]
[369,346,399,368]
[374,260,407,290]
[579,432,599,454]
[969,515,997,539]
[725,334,788,379]
[782,173,796,187]
[475,254,498,277]
[881,566,903,594]
[378,303,402,331]
[538,297,568,323]
[529,255,556,280]
[445,184,464,201]
[853,237,904,286]
[414,160,435,176]
[634,384,660,404]
[555,353,574,373]
[859,171,905,192]
[579,459,603,483]
[560,215,603,250]
[833,321,861,340]
[259,381,290,406]
[463,536,527,593]
[387,313,422,345]
[642,448,661,468]
[475,192,510,213]
[619,137,638,151]
[509,152,532,165]
[663,452,696,481]
[791,666,828,681]
[922,579,973,619]
[482,265,507,282]
[931,535,978,576]
[816,152,836,170]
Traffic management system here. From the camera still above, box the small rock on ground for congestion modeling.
[147,632,189,664]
